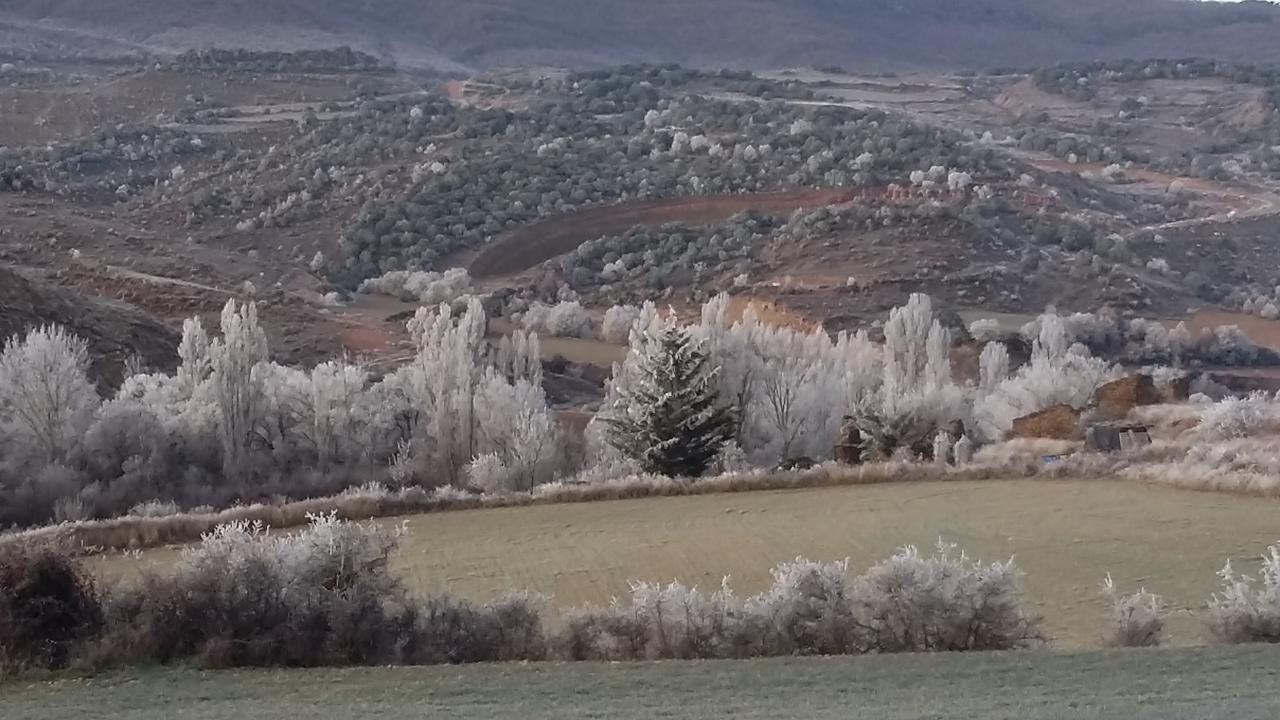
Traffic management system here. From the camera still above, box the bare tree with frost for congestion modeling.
[0,325,99,464]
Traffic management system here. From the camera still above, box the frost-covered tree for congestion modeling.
[978,342,1010,394]
[601,304,643,344]
[493,330,542,387]
[757,354,818,462]
[210,300,269,480]
[176,317,212,396]
[689,294,878,465]
[395,298,488,485]
[0,325,99,464]
[853,294,967,459]
[602,315,735,477]
[388,298,559,488]
[972,311,1115,440]
[474,372,558,490]
[305,360,369,469]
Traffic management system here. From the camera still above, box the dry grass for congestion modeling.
[92,479,1280,649]
[10,429,1280,563]
[0,462,1038,554]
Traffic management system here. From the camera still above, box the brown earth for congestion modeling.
[0,69,401,145]
[0,264,178,388]
[469,188,865,279]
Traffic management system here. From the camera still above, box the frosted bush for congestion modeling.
[601,304,642,344]
[559,458,657,486]
[108,514,408,666]
[342,481,392,499]
[969,318,1003,342]
[522,300,592,338]
[611,580,743,660]
[1197,392,1276,441]
[1207,543,1280,644]
[749,557,858,655]
[1102,574,1165,647]
[429,485,474,502]
[358,269,472,304]
[711,441,753,474]
[1124,437,1280,496]
[848,542,1043,652]
[128,500,182,518]
[466,453,514,494]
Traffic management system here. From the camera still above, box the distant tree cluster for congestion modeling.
[1023,58,1280,180]
[0,125,212,197]
[558,211,781,298]
[164,47,384,74]
[1033,58,1280,108]
[1016,310,1280,368]
[0,299,559,528]
[565,64,818,106]
[330,92,1010,284]
[164,65,1009,286]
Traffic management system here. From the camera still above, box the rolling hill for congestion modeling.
[3,0,1280,72]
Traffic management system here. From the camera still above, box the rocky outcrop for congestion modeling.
[1010,404,1083,441]
[1089,374,1161,421]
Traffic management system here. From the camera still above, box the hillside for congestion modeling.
[4,0,1280,71]
[0,265,178,388]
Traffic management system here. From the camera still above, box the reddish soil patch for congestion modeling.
[338,324,395,355]
[469,188,864,279]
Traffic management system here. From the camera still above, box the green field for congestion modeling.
[7,645,1280,720]
[92,479,1280,648]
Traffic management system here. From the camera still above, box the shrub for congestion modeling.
[99,514,550,668]
[556,544,1042,661]
[1101,574,1165,647]
[1197,392,1276,441]
[847,543,1045,652]
[558,579,752,661]
[404,593,547,664]
[0,542,103,670]
[601,304,642,344]
[357,268,472,304]
[1207,543,1280,645]
[104,514,411,667]
[521,300,592,338]
[748,558,859,655]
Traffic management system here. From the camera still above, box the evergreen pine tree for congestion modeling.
[603,316,736,477]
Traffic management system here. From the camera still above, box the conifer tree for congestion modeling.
[603,316,736,477]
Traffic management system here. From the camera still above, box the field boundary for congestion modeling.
[2,462,1057,554]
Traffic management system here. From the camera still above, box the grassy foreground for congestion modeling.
[7,645,1280,719]
[94,479,1280,648]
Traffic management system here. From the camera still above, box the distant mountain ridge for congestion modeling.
[3,0,1280,72]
